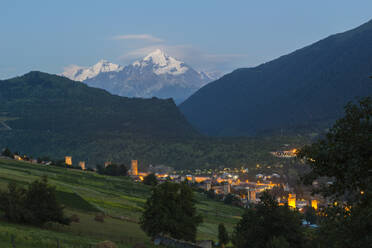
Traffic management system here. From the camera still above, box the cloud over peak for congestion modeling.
[113,34,163,42]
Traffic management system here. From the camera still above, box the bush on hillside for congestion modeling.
[97,164,128,176]
[94,214,105,222]
[0,177,70,226]
[143,173,158,186]
[70,214,80,223]
[1,147,13,158]
[96,240,117,248]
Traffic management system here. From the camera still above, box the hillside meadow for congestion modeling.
[0,158,243,248]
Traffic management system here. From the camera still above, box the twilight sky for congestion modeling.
[1,0,371,79]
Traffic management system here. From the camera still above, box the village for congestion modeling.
[127,159,320,213]
[2,147,322,216]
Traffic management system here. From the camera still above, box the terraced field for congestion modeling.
[0,158,243,247]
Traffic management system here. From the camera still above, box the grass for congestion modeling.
[0,158,243,247]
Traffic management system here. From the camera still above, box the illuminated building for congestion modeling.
[288,194,296,208]
[104,161,111,168]
[247,189,256,202]
[205,182,211,191]
[131,160,138,176]
[14,155,22,161]
[79,161,86,170]
[223,184,231,194]
[270,149,298,158]
[311,200,318,210]
[65,156,72,166]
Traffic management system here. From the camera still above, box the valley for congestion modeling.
[0,158,243,247]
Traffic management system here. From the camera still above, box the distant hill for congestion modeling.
[0,71,309,168]
[63,49,218,104]
[0,71,199,164]
[180,19,372,136]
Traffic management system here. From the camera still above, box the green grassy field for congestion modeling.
[0,158,243,247]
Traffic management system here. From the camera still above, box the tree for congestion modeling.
[143,173,158,186]
[140,182,202,242]
[0,182,26,222]
[232,191,304,248]
[223,193,239,205]
[1,147,13,158]
[97,164,128,176]
[23,176,70,226]
[298,97,372,248]
[0,177,70,226]
[266,236,290,248]
[218,223,229,247]
[303,206,317,225]
[299,97,371,203]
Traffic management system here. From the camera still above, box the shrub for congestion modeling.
[0,177,70,226]
[70,214,80,223]
[143,173,158,186]
[96,240,117,248]
[1,147,13,158]
[94,214,105,222]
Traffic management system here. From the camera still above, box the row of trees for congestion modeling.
[96,164,128,176]
[140,97,371,248]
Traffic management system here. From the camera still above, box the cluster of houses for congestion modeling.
[129,162,321,211]
[2,148,321,211]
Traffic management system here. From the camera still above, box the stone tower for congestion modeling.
[65,156,72,166]
[79,161,86,170]
[131,160,138,176]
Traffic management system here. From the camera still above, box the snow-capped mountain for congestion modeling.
[62,60,123,82]
[62,49,218,104]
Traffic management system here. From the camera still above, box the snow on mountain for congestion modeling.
[62,60,123,82]
[133,49,189,76]
[63,49,218,104]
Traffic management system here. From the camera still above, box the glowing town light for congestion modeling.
[131,160,138,176]
[311,200,318,210]
[65,156,72,166]
[288,194,296,208]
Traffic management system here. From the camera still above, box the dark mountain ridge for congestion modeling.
[0,72,312,169]
[0,71,202,165]
[180,19,372,136]
[0,71,197,137]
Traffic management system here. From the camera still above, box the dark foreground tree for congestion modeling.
[0,182,25,222]
[303,206,317,225]
[143,173,158,186]
[299,97,371,202]
[0,177,70,226]
[298,97,372,248]
[218,223,229,247]
[1,147,13,158]
[140,182,202,242]
[232,192,304,248]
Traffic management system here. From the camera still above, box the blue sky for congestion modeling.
[1,0,371,79]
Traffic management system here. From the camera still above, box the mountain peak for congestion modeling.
[133,49,189,76]
[62,51,218,103]
[143,49,168,66]
[62,60,122,82]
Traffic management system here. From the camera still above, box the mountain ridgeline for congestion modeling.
[0,71,196,137]
[0,71,306,168]
[0,72,201,164]
[180,19,372,136]
[63,49,217,104]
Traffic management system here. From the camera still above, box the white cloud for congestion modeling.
[112,34,163,42]
[118,45,248,73]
